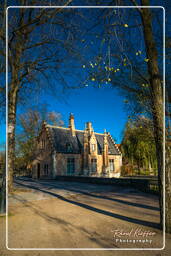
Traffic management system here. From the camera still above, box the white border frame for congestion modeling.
[6,5,165,251]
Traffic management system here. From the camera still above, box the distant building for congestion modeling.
[32,114,122,179]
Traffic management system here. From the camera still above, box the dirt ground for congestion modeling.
[0,178,171,256]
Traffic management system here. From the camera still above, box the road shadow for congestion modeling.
[13,181,160,230]
[40,183,159,211]
[10,193,117,248]
[16,178,159,211]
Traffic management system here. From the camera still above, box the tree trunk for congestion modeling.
[140,0,164,229]
[165,143,171,233]
[8,87,18,192]
[165,87,171,233]
[0,167,6,214]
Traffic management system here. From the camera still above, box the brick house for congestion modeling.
[32,114,122,179]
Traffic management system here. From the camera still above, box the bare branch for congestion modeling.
[130,0,143,13]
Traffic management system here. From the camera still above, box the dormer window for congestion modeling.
[66,143,72,153]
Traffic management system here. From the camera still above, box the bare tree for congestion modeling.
[0,0,82,191]
[15,107,64,175]
[80,2,167,231]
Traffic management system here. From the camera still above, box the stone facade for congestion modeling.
[32,114,122,179]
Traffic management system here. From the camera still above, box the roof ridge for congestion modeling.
[47,125,69,130]
[47,124,105,135]
[94,132,105,135]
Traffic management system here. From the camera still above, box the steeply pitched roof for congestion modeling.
[47,125,120,155]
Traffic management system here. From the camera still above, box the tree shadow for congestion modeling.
[9,193,117,248]
[41,183,159,211]
[14,181,160,230]
[17,178,159,211]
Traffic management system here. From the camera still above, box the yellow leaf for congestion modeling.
[124,24,128,27]
[136,50,142,55]
[82,65,85,68]
[108,78,111,82]
[144,58,149,62]
[91,78,95,81]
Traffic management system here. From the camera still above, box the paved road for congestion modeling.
[10,177,158,203]
[5,177,166,251]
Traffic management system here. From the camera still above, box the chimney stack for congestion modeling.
[86,122,93,135]
[69,113,75,136]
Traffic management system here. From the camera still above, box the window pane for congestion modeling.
[92,144,95,152]
[109,159,114,171]
[91,159,97,172]
[67,158,75,174]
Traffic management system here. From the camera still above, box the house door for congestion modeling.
[37,163,40,179]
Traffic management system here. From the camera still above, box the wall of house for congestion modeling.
[55,153,82,176]
[32,146,122,179]
[53,152,122,178]
[88,154,122,177]
[108,155,122,178]
[32,126,53,179]
[83,154,102,176]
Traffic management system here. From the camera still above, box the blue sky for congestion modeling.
[0,82,127,150]
[41,84,127,143]
[0,70,127,150]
